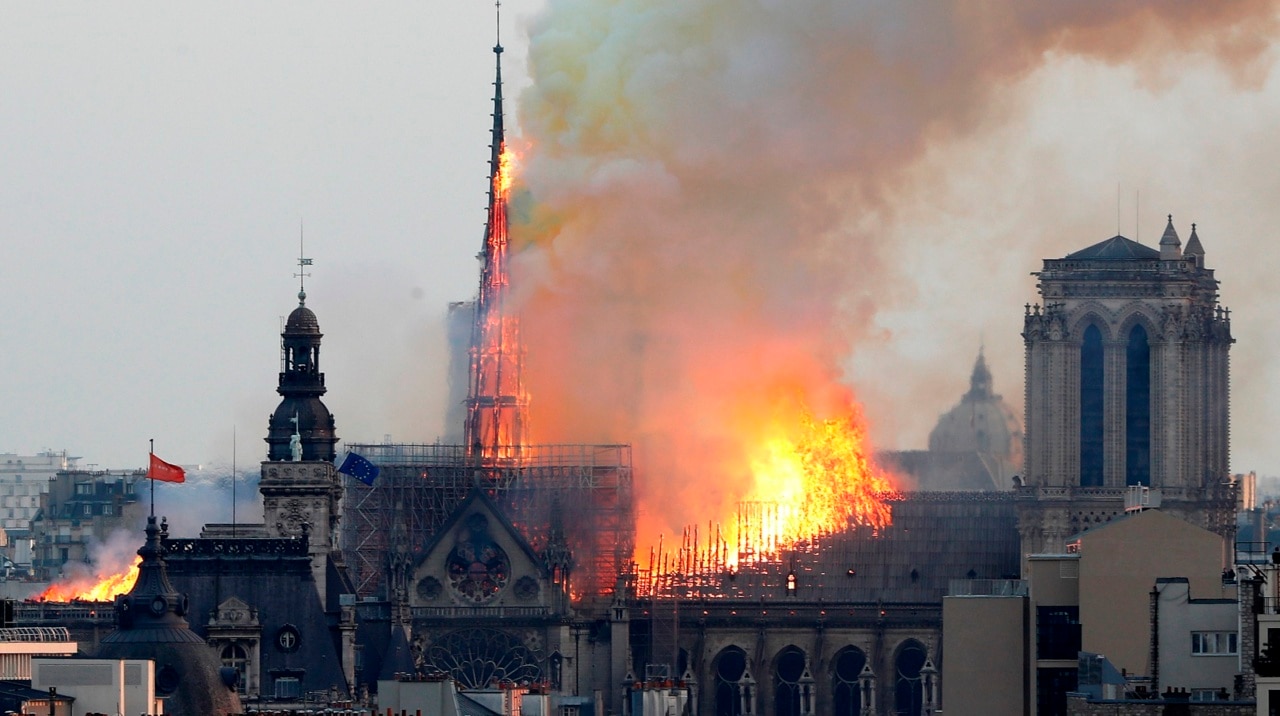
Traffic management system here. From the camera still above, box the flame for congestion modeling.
[730,402,897,565]
[497,144,517,196]
[35,556,141,602]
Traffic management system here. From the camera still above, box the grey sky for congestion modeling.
[1,2,542,469]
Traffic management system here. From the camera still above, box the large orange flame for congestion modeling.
[35,556,141,602]
[730,403,897,565]
[497,145,517,197]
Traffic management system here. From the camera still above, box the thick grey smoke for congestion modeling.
[510,0,1280,543]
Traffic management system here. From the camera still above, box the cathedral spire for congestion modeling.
[489,2,505,187]
[464,9,529,463]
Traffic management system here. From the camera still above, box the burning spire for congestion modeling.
[464,12,529,462]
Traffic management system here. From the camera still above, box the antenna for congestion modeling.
[294,219,313,304]
[232,426,237,538]
[496,0,502,49]
[1116,182,1120,236]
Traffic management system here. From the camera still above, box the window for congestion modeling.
[274,676,301,699]
[560,708,580,716]
[1037,607,1082,660]
[221,643,249,695]
[1125,324,1151,486]
[83,504,92,516]
[774,647,806,716]
[832,647,867,716]
[75,483,92,495]
[894,640,927,716]
[1080,325,1104,486]
[1191,631,1237,655]
[103,504,113,516]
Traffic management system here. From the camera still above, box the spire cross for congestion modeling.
[294,220,313,304]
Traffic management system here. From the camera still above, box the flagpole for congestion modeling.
[149,438,155,518]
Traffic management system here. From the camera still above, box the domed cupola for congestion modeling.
[928,348,1023,475]
[266,271,338,462]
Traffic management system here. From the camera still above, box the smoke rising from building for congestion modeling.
[508,0,1279,543]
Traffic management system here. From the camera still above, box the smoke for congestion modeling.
[153,465,264,537]
[510,0,1279,543]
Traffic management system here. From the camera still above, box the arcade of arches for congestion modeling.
[702,638,936,716]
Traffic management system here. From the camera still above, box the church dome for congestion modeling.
[928,350,1024,474]
[285,304,320,334]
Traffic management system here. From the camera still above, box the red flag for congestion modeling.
[147,453,186,483]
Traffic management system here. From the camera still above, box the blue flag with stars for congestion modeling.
[337,451,380,486]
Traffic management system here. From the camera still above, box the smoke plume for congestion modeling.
[511,1,1278,544]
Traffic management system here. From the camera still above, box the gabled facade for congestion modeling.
[406,488,575,692]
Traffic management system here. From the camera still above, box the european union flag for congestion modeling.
[337,451,380,486]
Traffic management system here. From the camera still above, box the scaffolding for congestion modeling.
[339,443,634,601]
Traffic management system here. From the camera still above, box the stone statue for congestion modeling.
[290,413,303,462]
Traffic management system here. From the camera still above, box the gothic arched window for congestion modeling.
[1080,324,1105,486]
[894,640,927,716]
[1126,324,1151,486]
[832,647,866,716]
[714,647,747,716]
[774,646,805,716]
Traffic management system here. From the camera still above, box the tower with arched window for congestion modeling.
[1016,217,1235,558]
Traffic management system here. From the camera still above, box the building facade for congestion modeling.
[28,470,144,579]
[1017,219,1235,557]
[0,451,79,532]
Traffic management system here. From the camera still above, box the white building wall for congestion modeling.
[31,657,157,716]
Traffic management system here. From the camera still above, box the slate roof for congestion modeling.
[458,692,503,716]
[1064,235,1160,260]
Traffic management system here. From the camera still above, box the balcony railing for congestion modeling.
[948,579,1028,597]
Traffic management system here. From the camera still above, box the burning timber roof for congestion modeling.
[642,491,1020,604]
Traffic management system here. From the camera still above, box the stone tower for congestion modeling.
[260,276,342,603]
[1016,218,1234,558]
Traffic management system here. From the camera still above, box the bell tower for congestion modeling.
[1016,217,1234,558]
[260,249,343,603]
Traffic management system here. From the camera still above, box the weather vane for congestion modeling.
[294,219,313,304]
